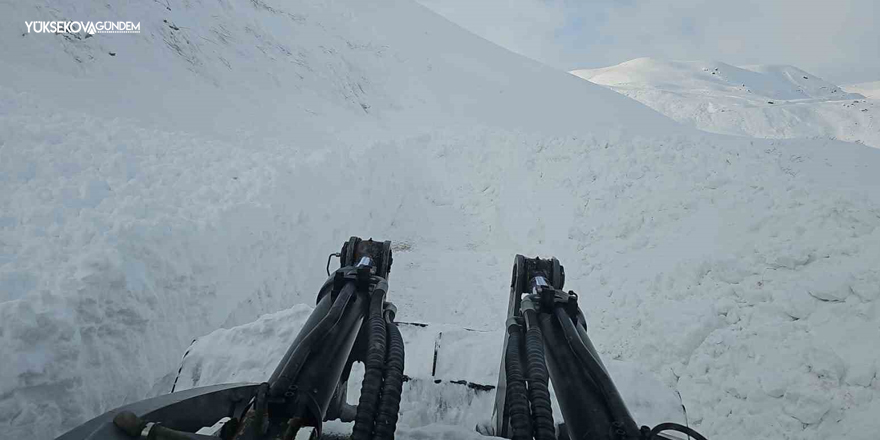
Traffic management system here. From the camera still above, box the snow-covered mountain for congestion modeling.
[2,2,880,440]
[572,58,880,148]
[844,81,880,100]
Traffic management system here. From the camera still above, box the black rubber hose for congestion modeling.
[648,422,709,440]
[352,291,388,440]
[554,307,639,436]
[374,321,405,440]
[523,311,555,440]
[505,326,533,440]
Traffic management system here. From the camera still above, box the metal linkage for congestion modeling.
[493,255,563,439]
[340,237,393,280]
[243,236,403,440]
[491,255,706,440]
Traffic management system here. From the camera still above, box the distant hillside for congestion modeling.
[572,58,879,148]
[844,81,880,99]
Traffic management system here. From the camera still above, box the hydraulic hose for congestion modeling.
[538,312,612,440]
[553,307,639,437]
[505,324,533,440]
[647,422,709,440]
[523,310,556,440]
[374,320,405,440]
[352,290,388,440]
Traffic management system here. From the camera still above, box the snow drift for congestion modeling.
[2,1,880,440]
[572,58,880,148]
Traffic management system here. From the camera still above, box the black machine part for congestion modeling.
[339,237,393,280]
[493,255,709,440]
[243,236,401,439]
[56,237,402,440]
[55,384,258,440]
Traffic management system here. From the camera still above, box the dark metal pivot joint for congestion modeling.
[339,237,393,280]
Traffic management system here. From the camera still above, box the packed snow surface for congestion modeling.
[2,1,880,440]
[572,58,880,148]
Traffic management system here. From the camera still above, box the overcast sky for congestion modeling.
[416,0,879,85]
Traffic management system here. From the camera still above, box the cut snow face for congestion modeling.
[2,2,880,440]
[572,58,880,148]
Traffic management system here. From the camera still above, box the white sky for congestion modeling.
[416,0,879,85]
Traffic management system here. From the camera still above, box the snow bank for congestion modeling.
[572,58,880,148]
[2,1,880,440]
[7,118,879,440]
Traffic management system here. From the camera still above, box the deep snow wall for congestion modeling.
[2,1,880,440]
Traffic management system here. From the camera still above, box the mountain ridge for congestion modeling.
[572,57,878,147]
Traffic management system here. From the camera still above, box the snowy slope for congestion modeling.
[844,81,880,100]
[0,0,673,145]
[571,58,880,148]
[2,2,880,440]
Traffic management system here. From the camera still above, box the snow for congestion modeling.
[844,81,880,100]
[571,58,880,148]
[2,1,880,440]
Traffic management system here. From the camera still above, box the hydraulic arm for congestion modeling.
[55,244,708,440]
[491,255,708,440]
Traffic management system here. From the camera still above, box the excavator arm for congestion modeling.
[491,255,707,440]
[55,243,707,440]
